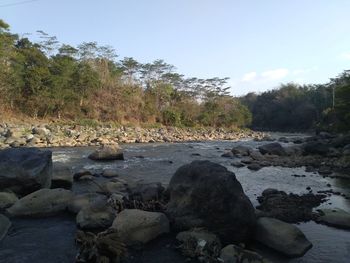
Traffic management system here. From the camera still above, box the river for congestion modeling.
[1,136,350,262]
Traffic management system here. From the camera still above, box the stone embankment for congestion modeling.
[0,123,265,148]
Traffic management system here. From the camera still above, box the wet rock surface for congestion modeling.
[256,189,327,223]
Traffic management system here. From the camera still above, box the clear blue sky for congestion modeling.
[2,0,350,95]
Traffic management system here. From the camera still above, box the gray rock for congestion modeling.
[0,214,11,241]
[32,127,51,137]
[129,182,164,202]
[7,188,73,217]
[73,169,93,181]
[222,151,234,158]
[51,166,73,189]
[254,217,312,257]
[316,208,350,229]
[76,203,115,229]
[258,143,286,156]
[231,145,252,156]
[166,161,256,243]
[88,144,124,161]
[102,181,127,194]
[102,169,119,178]
[0,148,52,195]
[0,192,18,210]
[112,209,169,245]
[303,141,329,156]
[231,160,245,168]
[247,163,262,171]
[343,144,350,155]
[220,244,268,263]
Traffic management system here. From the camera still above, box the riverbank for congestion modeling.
[0,122,265,148]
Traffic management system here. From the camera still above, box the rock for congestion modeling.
[88,144,124,161]
[331,134,350,148]
[0,148,52,195]
[247,163,262,171]
[176,229,221,260]
[0,192,18,210]
[76,203,115,229]
[7,188,73,217]
[258,143,286,156]
[303,141,329,156]
[316,208,350,229]
[112,209,169,245]
[0,214,11,241]
[249,150,263,160]
[129,182,165,202]
[220,244,267,263]
[73,169,93,181]
[32,127,50,137]
[222,151,234,158]
[102,181,127,194]
[102,169,119,178]
[254,217,312,258]
[256,190,326,223]
[231,145,251,156]
[343,144,350,155]
[166,160,256,243]
[68,193,107,214]
[51,166,73,189]
[231,160,245,168]
[241,157,253,164]
[292,137,304,144]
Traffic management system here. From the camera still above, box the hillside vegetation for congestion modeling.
[1,19,349,132]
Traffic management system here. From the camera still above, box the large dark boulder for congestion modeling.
[0,148,52,195]
[166,160,256,244]
[302,141,329,156]
[258,142,286,156]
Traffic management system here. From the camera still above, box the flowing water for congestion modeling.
[1,136,350,262]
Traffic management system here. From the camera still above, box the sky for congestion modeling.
[1,0,350,96]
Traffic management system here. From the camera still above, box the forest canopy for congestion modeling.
[0,19,349,132]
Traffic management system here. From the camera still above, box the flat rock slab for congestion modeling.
[0,215,76,263]
[0,148,52,195]
[317,208,350,229]
[254,217,312,258]
[112,209,169,246]
[0,214,11,241]
[7,188,73,217]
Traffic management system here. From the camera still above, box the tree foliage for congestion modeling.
[0,20,250,128]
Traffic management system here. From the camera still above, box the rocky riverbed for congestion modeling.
[0,132,350,263]
[0,123,265,148]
